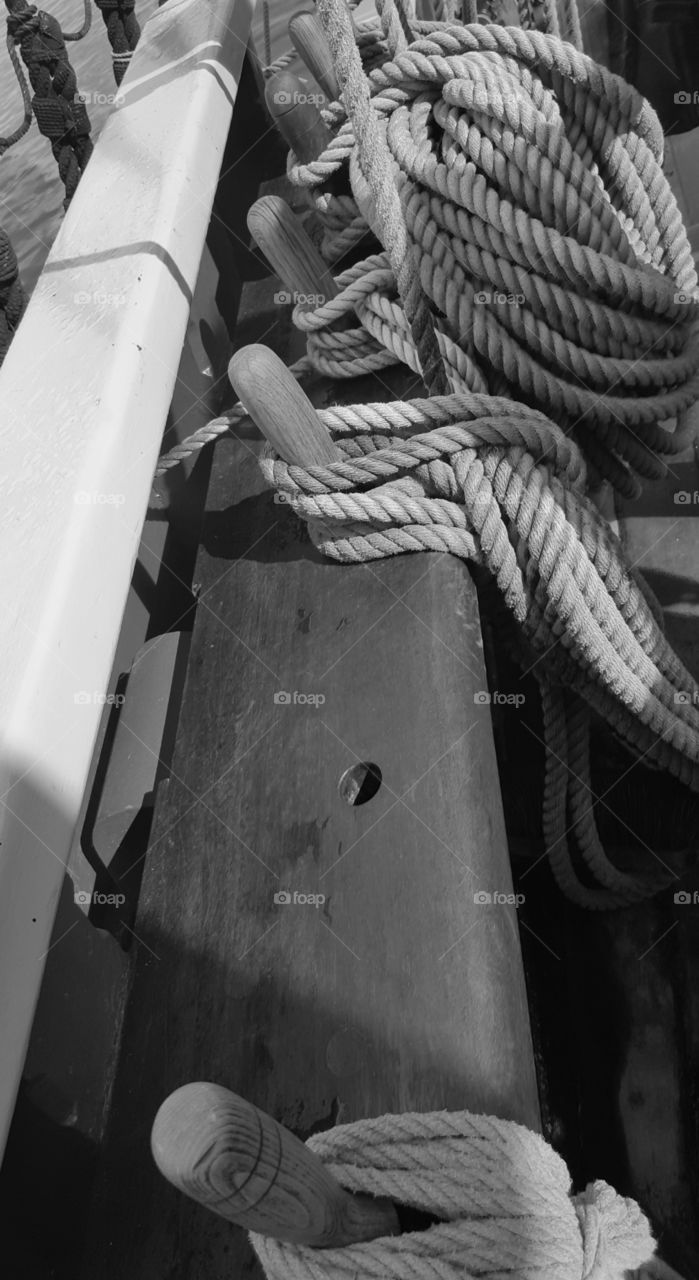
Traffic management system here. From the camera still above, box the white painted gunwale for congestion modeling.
[0,0,256,1157]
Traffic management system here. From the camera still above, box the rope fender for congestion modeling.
[93,0,140,86]
[0,224,26,364]
[5,0,93,207]
[250,1110,656,1280]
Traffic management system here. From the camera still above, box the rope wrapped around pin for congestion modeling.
[276,1,454,264]
[250,1110,655,1280]
[152,1085,663,1280]
[288,7,699,493]
[243,0,699,908]
[256,379,699,906]
[279,0,571,265]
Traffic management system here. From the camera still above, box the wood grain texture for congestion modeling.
[152,1082,399,1244]
[229,345,342,465]
[80,174,539,1279]
[265,72,332,163]
[289,11,340,101]
[247,195,339,303]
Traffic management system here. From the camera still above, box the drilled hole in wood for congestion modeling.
[338,762,382,806]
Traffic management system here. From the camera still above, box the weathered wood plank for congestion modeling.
[81,182,539,1276]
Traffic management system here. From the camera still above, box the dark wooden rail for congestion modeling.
[78,59,539,1277]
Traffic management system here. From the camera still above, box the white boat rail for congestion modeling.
[0,0,256,1158]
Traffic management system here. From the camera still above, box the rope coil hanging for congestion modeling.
[5,0,93,207]
[250,1109,656,1280]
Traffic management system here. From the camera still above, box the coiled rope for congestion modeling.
[250,1109,657,1280]
[257,0,699,909]
[284,17,699,494]
[156,1,699,906]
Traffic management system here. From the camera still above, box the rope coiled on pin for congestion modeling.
[291,14,699,493]
[250,1110,656,1280]
[5,0,92,207]
[260,389,699,908]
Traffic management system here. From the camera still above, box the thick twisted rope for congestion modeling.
[0,224,26,363]
[318,0,448,394]
[250,1109,656,1280]
[155,2,699,906]
[5,0,93,207]
[286,13,699,494]
[246,0,699,908]
[93,0,140,85]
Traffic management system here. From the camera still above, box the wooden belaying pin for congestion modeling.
[152,1082,400,1246]
[265,71,332,164]
[289,11,340,102]
[229,344,342,466]
[247,195,339,308]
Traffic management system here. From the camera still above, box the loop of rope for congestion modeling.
[62,0,91,42]
[251,1109,657,1280]
[5,0,93,207]
[0,20,33,152]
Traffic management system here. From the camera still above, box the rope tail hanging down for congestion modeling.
[248,0,699,910]
[318,0,448,394]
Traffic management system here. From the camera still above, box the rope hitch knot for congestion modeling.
[260,381,699,907]
[250,1110,656,1280]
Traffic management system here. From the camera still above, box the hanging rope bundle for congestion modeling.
[93,0,140,86]
[5,0,93,207]
[250,1109,656,1280]
[287,14,699,494]
[0,224,25,363]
